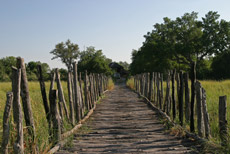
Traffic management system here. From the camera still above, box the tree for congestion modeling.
[50,39,80,71]
[26,61,50,81]
[78,46,113,75]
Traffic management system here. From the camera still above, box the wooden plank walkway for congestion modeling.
[55,84,198,154]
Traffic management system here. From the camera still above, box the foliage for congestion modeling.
[118,61,129,70]
[50,39,80,71]
[78,46,113,75]
[130,11,230,80]
[26,61,50,81]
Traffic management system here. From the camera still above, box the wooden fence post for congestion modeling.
[12,67,24,154]
[202,88,210,139]
[37,65,50,123]
[73,63,81,122]
[179,72,184,126]
[79,72,84,118]
[16,57,35,141]
[67,71,75,125]
[190,62,196,132]
[164,71,170,115]
[1,92,13,154]
[156,73,161,109]
[84,71,89,111]
[56,68,69,120]
[149,73,153,101]
[184,72,190,123]
[50,90,61,143]
[160,73,164,108]
[219,96,227,145]
[145,73,149,98]
[171,70,176,120]
[154,72,157,104]
[195,81,204,137]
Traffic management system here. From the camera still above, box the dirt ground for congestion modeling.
[55,84,199,154]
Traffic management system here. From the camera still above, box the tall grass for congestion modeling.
[126,77,230,146]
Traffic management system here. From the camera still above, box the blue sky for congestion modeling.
[0,0,230,69]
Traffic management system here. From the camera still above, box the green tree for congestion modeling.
[78,46,113,75]
[50,39,80,71]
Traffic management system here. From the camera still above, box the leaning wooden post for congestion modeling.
[67,71,75,125]
[16,57,35,140]
[84,71,90,111]
[73,63,81,122]
[184,72,190,123]
[37,65,50,123]
[190,62,196,132]
[1,92,13,154]
[195,81,204,137]
[219,96,227,145]
[12,67,24,154]
[56,68,69,120]
[179,72,184,126]
[50,90,61,143]
[171,70,176,120]
[156,73,161,108]
[79,72,84,118]
[202,88,210,139]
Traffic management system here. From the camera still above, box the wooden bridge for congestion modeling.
[55,84,198,154]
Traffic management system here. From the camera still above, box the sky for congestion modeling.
[0,0,230,69]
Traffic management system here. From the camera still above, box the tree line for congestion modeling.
[0,40,129,81]
[130,11,230,80]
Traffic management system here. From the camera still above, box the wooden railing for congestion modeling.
[1,57,110,154]
[133,71,227,145]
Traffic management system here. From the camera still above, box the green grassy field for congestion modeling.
[127,78,230,146]
[0,79,114,153]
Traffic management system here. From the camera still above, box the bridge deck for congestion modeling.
[55,84,197,154]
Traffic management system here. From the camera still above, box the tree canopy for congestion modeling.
[78,46,113,75]
[130,11,230,79]
[50,39,80,71]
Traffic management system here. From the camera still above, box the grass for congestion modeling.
[126,77,230,152]
[0,77,114,153]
